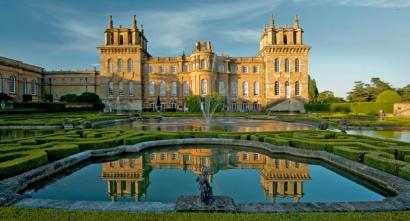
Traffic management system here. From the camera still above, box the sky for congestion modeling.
[0,0,409,97]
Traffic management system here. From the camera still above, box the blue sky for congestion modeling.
[0,0,409,97]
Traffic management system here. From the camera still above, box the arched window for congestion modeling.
[295,58,301,72]
[285,58,290,72]
[31,79,37,95]
[285,81,290,98]
[242,81,248,96]
[274,58,280,72]
[230,81,237,96]
[22,79,27,95]
[117,59,123,72]
[242,102,248,111]
[118,81,124,96]
[200,59,206,70]
[148,82,155,96]
[253,102,259,111]
[128,81,134,96]
[182,63,189,72]
[295,81,300,96]
[107,59,112,73]
[127,59,133,72]
[9,75,16,94]
[274,81,280,96]
[159,82,166,96]
[201,79,207,95]
[171,81,177,96]
[219,81,225,96]
[183,81,189,95]
[0,74,3,93]
[108,81,113,96]
[253,81,259,96]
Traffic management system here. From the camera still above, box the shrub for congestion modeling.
[45,144,79,161]
[363,152,406,174]
[217,134,241,139]
[304,103,330,112]
[376,90,401,103]
[398,164,410,180]
[0,150,48,179]
[77,92,101,103]
[123,135,158,145]
[75,137,124,151]
[20,139,37,145]
[333,146,368,162]
[0,92,12,101]
[330,103,351,113]
[22,94,32,102]
[44,94,53,102]
[263,137,290,146]
[60,94,78,102]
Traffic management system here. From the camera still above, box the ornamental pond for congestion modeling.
[24,145,388,204]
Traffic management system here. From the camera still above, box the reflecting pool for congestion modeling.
[347,130,410,142]
[25,145,386,203]
[103,117,312,132]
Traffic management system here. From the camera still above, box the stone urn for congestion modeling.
[318,121,329,130]
[339,119,348,133]
[83,121,92,129]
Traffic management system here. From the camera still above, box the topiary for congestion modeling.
[376,90,401,103]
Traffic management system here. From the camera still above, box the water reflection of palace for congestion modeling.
[101,147,310,202]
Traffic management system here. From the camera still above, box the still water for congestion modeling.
[26,145,385,203]
[347,130,410,142]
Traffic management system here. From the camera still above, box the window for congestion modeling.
[0,74,3,92]
[285,58,289,72]
[201,79,207,95]
[182,63,189,72]
[295,58,301,72]
[107,59,112,72]
[119,35,124,45]
[218,64,224,73]
[171,81,177,96]
[231,102,237,111]
[275,159,280,168]
[253,153,259,160]
[230,81,237,96]
[127,59,133,72]
[149,66,154,73]
[295,81,300,96]
[242,153,248,161]
[229,62,236,73]
[31,80,37,95]
[159,66,165,73]
[242,102,248,111]
[129,159,135,168]
[253,102,259,111]
[242,81,248,96]
[9,76,16,94]
[285,81,290,98]
[274,81,280,96]
[253,66,260,73]
[118,81,124,96]
[159,82,166,96]
[274,58,280,72]
[200,59,206,70]
[160,102,165,111]
[117,59,123,72]
[160,153,166,160]
[219,81,225,96]
[148,82,155,96]
[149,101,155,111]
[171,66,177,74]
[253,81,259,96]
[285,160,289,168]
[108,81,113,96]
[242,66,248,73]
[183,81,189,95]
[128,81,134,96]
[22,79,27,95]
[171,101,177,110]
[171,153,178,160]
[284,34,288,45]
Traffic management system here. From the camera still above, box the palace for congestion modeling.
[0,15,311,112]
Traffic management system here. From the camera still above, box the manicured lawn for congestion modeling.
[0,207,409,221]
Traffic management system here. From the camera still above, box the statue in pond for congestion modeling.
[318,121,329,130]
[196,169,213,204]
[339,118,348,133]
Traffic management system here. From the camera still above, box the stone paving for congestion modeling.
[1,138,410,212]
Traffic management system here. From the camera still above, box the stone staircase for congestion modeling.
[266,98,305,112]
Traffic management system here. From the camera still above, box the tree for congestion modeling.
[308,77,319,103]
[376,90,401,103]
[60,94,78,103]
[368,77,392,101]
[347,81,371,102]
[398,84,410,101]
[317,90,344,103]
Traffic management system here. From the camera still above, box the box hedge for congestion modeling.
[363,152,407,175]
[45,144,79,161]
[333,146,368,162]
[0,150,48,179]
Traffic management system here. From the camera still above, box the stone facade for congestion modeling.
[394,103,410,117]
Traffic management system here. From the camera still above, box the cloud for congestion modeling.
[294,0,410,9]
[222,29,261,43]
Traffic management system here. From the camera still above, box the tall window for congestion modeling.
[284,34,288,45]
[117,59,123,72]
[200,59,206,70]
[0,74,3,92]
[183,81,189,95]
[127,59,133,72]
[159,82,166,96]
[118,81,124,96]
[201,79,207,95]
[22,79,27,95]
[253,66,260,73]
[253,81,259,96]
[108,81,113,96]
[242,102,248,111]
[274,81,280,96]
[230,81,237,96]
[171,66,177,74]
[159,66,165,73]
[274,58,280,72]
[107,59,112,73]
[219,81,225,96]
[119,35,124,45]
[149,66,154,73]
[285,58,290,72]
[242,81,248,96]
[148,82,155,96]
[182,63,189,72]
[295,81,300,96]
[229,62,236,73]
[253,102,259,111]
[171,81,177,96]
[31,80,37,95]
[285,81,290,98]
[9,76,16,94]
[242,66,248,73]
[128,81,134,96]
[218,64,224,73]
[295,58,301,72]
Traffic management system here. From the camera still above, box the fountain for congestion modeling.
[199,93,223,131]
